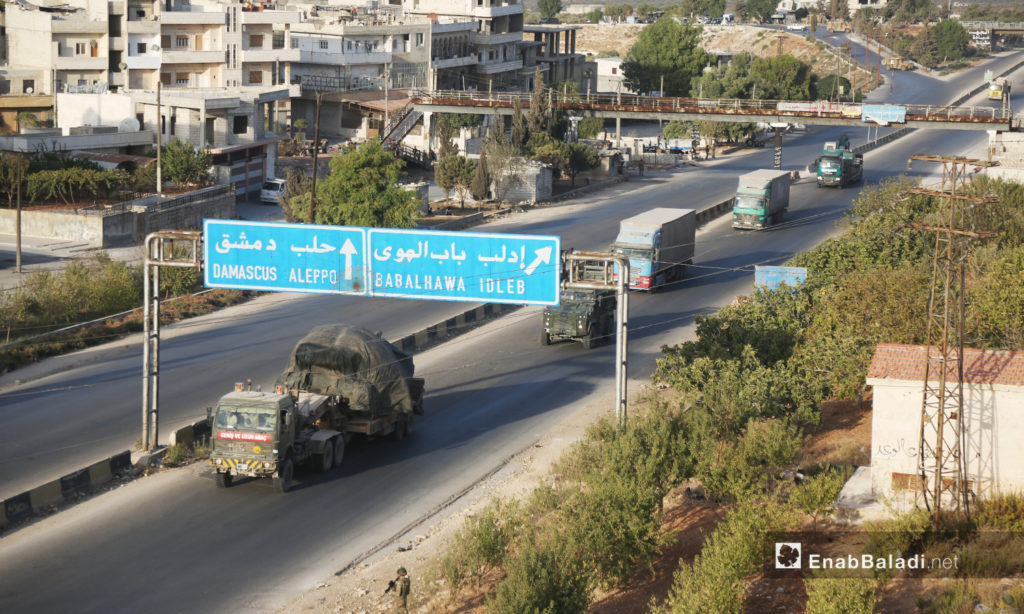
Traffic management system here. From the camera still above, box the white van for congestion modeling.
[260,178,286,204]
[787,23,807,32]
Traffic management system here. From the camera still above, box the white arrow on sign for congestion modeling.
[340,238,358,281]
[523,246,552,276]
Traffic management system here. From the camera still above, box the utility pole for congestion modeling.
[156,82,162,196]
[15,159,23,273]
[309,90,323,225]
[384,63,390,135]
[905,155,998,522]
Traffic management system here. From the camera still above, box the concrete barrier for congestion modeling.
[1,451,132,531]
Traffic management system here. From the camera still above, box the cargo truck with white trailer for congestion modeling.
[610,208,696,291]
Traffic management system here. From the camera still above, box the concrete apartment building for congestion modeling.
[523,23,583,86]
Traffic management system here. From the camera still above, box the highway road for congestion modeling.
[0,51,1021,614]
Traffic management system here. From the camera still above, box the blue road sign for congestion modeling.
[204,220,561,305]
[368,228,560,305]
[861,104,906,124]
[754,265,807,291]
[204,219,368,295]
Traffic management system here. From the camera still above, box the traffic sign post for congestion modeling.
[203,220,561,306]
[368,228,559,305]
[204,220,367,295]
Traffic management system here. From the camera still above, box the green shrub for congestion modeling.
[922,582,977,614]
[162,442,190,467]
[793,467,850,531]
[657,498,796,614]
[804,576,876,614]
[487,532,590,614]
[974,492,1024,534]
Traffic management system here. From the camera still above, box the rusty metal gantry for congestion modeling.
[906,155,998,521]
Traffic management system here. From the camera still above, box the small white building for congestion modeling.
[866,343,1024,507]
[594,57,635,94]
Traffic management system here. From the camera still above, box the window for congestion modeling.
[249,34,263,48]
[272,31,284,49]
[611,67,617,75]
[233,116,248,134]
[161,35,171,49]
[416,33,424,46]
[22,79,34,93]
[75,42,87,55]
[137,42,146,55]
[249,71,263,84]
[319,39,328,50]
[176,74,189,85]
[160,73,171,85]
[176,36,189,48]
[290,38,298,49]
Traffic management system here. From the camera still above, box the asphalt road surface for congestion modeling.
[0,50,1021,614]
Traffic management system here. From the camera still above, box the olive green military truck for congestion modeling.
[541,288,617,350]
[210,325,424,493]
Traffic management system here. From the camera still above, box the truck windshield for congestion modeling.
[735,195,765,210]
[214,406,277,432]
[820,158,840,170]
[612,247,652,260]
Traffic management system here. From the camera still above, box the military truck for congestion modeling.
[732,170,791,229]
[815,137,863,188]
[209,325,424,493]
[541,288,616,349]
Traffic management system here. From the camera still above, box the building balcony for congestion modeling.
[240,10,302,24]
[433,56,478,70]
[126,18,161,35]
[162,49,224,64]
[51,19,109,34]
[54,56,108,71]
[431,21,477,34]
[471,4,522,18]
[126,54,161,69]
[242,48,300,63]
[475,58,522,74]
[472,31,522,45]
[110,37,126,52]
[298,50,392,65]
[160,10,225,25]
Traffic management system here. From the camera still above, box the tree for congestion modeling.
[744,0,778,21]
[526,68,548,134]
[288,140,420,228]
[435,154,461,203]
[482,125,526,204]
[532,141,569,179]
[281,168,312,223]
[931,19,969,62]
[471,149,491,202]
[566,143,598,187]
[622,20,713,96]
[815,75,852,100]
[0,152,29,209]
[435,115,459,159]
[511,98,527,153]
[452,157,477,208]
[585,8,603,23]
[161,138,211,186]
[538,0,562,19]
[578,117,605,140]
[635,3,656,19]
[750,54,816,100]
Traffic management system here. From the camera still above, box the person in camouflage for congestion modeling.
[391,567,410,613]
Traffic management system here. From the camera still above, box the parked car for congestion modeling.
[260,178,286,205]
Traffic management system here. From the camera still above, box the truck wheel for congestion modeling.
[215,471,232,489]
[391,416,406,441]
[540,330,551,346]
[314,441,334,473]
[332,437,345,469]
[273,458,293,494]
[582,328,594,350]
[404,415,413,437]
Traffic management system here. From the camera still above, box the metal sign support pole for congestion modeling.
[141,231,203,451]
[563,251,630,426]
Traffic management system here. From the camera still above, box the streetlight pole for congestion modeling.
[309,90,323,225]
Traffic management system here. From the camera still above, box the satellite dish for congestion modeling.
[150,44,160,52]
[118,62,128,71]
[118,117,141,133]
[25,87,33,94]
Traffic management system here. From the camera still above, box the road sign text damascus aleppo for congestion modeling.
[204,220,560,306]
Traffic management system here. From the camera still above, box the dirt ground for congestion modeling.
[575,24,874,83]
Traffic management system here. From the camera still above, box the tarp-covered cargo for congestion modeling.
[277,325,417,416]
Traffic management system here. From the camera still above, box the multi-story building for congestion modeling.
[403,0,525,91]
[523,23,583,86]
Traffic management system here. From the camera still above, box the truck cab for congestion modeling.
[210,387,346,493]
[815,137,863,188]
[541,289,616,349]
